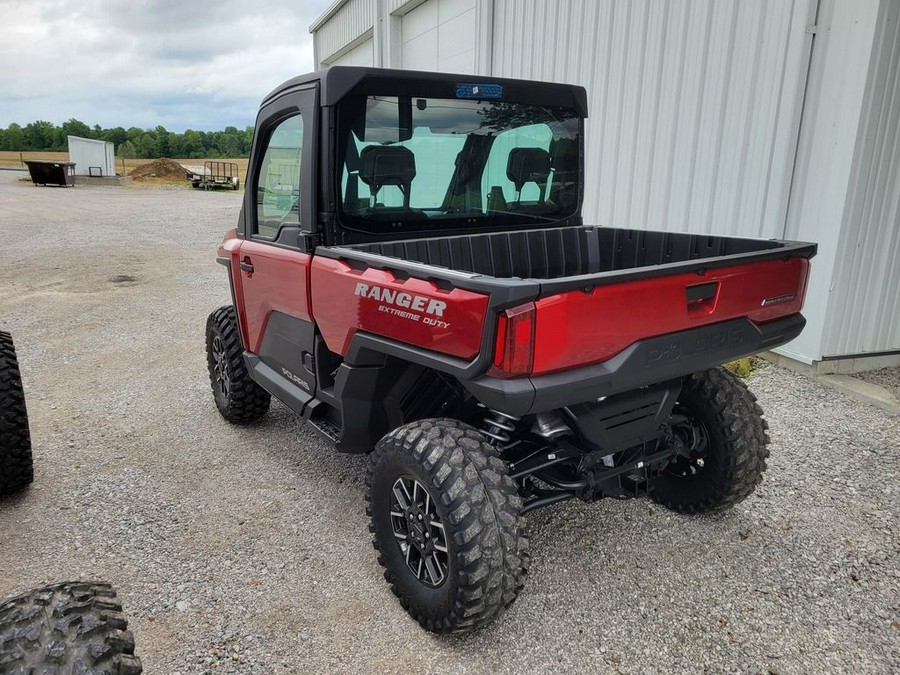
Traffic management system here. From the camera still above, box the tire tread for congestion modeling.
[651,368,770,514]
[205,306,270,424]
[0,331,33,495]
[0,581,142,674]
[366,419,528,633]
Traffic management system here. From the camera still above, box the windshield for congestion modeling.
[337,95,581,234]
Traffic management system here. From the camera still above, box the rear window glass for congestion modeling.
[337,95,580,233]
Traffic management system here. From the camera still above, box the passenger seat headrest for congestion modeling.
[506,147,552,192]
[359,145,417,192]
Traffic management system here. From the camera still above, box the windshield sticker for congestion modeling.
[456,83,503,99]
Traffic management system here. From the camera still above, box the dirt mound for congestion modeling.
[128,158,188,181]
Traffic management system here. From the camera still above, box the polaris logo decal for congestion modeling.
[282,367,310,391]
[643,326,746,366]
[761,293,795,307]
[354,283,450,328]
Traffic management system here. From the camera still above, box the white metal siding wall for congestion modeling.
[327,34,375,66]
[823,0,900,357]
[400,0,477,72]
[492,0,815,237]
[390,0,416,12]
[780,0,881,363]
[315,0,375,64]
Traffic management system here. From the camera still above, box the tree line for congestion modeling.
[0,119,254,159]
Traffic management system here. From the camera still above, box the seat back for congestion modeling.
[506,147,552,202]
[359,145,417,208]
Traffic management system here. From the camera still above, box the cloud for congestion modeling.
[0,0,331,131]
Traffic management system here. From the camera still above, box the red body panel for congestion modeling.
[222,225,810,378]
[238,241,312,354]
[527,257,810,376]
[217,230,251,345]
[310,257,488,359]
[219,230,312,354]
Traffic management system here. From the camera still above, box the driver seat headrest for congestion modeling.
[506,147,552,193]
[359,145,417,192]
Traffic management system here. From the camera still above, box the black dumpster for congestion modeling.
[24,160,76,187]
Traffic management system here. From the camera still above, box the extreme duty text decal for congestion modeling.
[354,283,450,328]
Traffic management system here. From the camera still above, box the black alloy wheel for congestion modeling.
[389,475,449,587]
[211,334,230,399]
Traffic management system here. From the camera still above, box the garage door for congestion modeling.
[400,0,477,72]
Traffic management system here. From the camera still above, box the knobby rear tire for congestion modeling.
[651,367,770,514]
[367,419,528,633]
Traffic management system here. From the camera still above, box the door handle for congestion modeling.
[240,258,254,274]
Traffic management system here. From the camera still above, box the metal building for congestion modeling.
[310,0,900,372]
[67,136,116,177]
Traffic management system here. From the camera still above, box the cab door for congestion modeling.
[234,84,318,394]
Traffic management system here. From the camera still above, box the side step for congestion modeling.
[308,416,341,443]
[244,353,314,416]
[245,351,369,453]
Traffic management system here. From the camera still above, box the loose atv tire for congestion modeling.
[206,306,270,424]
[367,419,528,633]
[0,581,142,674]
[0,331,33,496]
[651,367,770,514]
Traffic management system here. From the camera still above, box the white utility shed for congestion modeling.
[311,0,900,372]
[67,136,116,177]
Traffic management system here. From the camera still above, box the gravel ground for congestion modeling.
[0,170,898,674]
[856,367,900,400]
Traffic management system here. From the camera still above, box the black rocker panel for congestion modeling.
[257,311,316,396]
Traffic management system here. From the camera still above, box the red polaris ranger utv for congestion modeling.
[206,67,816,633]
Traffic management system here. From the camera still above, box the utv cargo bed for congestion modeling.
[312,224,814,415]
[335,225,815,288]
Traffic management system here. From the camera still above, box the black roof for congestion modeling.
[262,66,589,116]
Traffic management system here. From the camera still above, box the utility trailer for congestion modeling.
[189,161,240,190]
[205,67,817,633]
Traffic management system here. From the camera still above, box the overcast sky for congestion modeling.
[0,0,332,131]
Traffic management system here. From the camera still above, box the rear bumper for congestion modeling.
[463,313,806,416]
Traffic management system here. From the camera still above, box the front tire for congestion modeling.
[651,368,770,514]
[205,306,270,424]
[366,419,528,633]
[0,331,33,496]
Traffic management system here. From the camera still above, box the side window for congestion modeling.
[255,114,304,238]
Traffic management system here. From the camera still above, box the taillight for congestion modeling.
[490,302,536,377]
